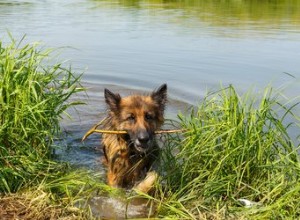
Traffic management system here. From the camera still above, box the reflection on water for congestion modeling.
[93,0,300,29]
[87,195,156,219]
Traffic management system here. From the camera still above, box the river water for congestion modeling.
[1,0,300,104]
[1,0,300,218]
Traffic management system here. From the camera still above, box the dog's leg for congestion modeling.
[107,170,120,187]
[133,171,158,194]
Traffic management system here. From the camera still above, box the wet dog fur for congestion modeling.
[101,84,167,193]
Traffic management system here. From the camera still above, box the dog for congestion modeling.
[101,84,167,193]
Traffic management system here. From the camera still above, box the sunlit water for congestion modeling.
[1,0,300,218]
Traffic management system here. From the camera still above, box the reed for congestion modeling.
[149,85,300,219]
[0,36,83,193]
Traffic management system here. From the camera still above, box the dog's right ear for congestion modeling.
[151,84,167,112]
[104,88,121,113]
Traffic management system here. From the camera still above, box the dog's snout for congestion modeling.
[137,131,150,143]
[133,130,153,153]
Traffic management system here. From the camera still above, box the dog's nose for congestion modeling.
[137,131,150,144]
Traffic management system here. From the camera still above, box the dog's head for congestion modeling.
[104,84,167,154]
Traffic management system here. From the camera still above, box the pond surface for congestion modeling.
[1,0,300,218]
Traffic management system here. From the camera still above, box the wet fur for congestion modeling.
[102,84,167,193]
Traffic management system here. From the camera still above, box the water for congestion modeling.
[1,0,300,104]
[1,0,300,218]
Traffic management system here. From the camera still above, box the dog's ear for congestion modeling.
[151,84,167,111]
[104,88,121,113]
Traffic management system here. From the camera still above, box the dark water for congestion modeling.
[1,0,300,218]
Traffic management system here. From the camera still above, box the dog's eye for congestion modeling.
[145,113,154,120]
[126,114,135,121]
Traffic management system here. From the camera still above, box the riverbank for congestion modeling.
[1,38,299,219]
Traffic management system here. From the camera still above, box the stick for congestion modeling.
[154,129,186,134]
[82,127,186,141]
[90,129,185,135]
[93,129,127,134]
[81,118,108,141]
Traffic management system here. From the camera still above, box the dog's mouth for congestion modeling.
[133,139,151,154]
[124,131,154,155]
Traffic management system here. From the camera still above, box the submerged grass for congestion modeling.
[150,85,300,219]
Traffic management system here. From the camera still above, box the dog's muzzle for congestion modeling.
[133,130,153,154]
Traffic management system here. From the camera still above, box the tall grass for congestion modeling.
[154,85,300,219]
[0,36,83,193]
[2,37,299,219]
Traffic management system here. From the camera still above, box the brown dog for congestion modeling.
[101,84,167,193]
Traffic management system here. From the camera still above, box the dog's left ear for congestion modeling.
[151,84,167,111]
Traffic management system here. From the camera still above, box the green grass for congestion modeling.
[0,36,120,219]
[147,85,300,219]
[1,35,299,219]
[0,36,85,193]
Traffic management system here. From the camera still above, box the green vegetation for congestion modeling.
[1,36,299,219]
[0,37,106,219]
[149,85,300,219]
[0,36,84,193]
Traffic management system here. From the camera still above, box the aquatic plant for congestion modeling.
[151,85,300,219]
[0,36,83,193]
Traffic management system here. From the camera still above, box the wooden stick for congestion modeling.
[82,127,186,141]
[90,129,185,135]
[93,129,127,134]
[154,129,186,134]
[81,118,108,141]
